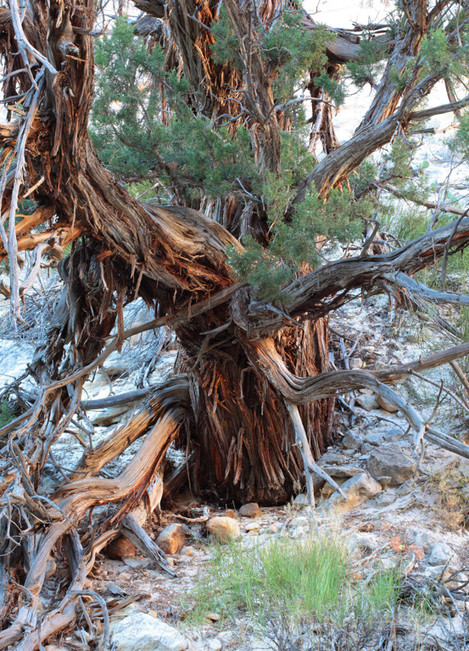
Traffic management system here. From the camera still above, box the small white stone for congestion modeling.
[208,639,223,651]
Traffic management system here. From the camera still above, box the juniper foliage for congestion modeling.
[90,5,469,303]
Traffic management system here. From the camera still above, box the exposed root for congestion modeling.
[0,407,184,649]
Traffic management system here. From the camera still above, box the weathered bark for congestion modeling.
[1,0,469,645]
[176,316,334,504]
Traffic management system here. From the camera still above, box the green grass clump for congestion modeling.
[185,535,400,641]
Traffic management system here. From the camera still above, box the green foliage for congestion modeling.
[92,19,260,202]
[381,137,431,207]
[389,61,414,92]
[265,18,331,103]
[165,120,258,200]
[450,111,469,161]
[420,27,468,81]
[271,188,362,267]
[229,187,363,303]
[228,237,294,304]
[92,18,166,178]
[210,6,241,67]
[91,12,331,199]
[91,10,469,308]
[185,536,401,636]
[347,38,386,89]
[212,7,332,99]
[313,71,345,106]
[0,399,15,429]
[92,17,364,303]
[350,160,377,195]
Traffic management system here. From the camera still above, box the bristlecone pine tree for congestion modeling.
[1,0,469,645]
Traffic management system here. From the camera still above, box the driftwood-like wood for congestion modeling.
[0,409,182,650]
[120,514,177,577]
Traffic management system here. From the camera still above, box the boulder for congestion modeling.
[156,524,186,554]
[207,516,240,543]
[377,394,399,413]
[365,432,384,446]
[383,428,404,442]
[428,542,454,566]
[366,443,417,486]
[346,532,378,555]
[374,490,396,507]
[322,465,363,479]
[410,530,435,552]
[91,405,130,427]
[239,502,260,518]
[45,559,56,579]
[208,640,223,651]
[110,611,188,651]
[356,394,379,411]
[289,516,310,529]
[320,473,381,513]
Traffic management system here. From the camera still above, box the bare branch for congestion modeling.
[382,271,469,306]
[287,402,346,509]
[409,94,469,120]
[251,338,426,447]
[380,183,466,217]
[8,0,58,76]
[3,76,43,323]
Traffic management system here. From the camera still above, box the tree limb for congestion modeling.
[409,94,469,121]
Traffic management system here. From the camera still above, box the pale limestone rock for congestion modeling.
[367,443,416,486]
[110,612,188,651]
[342,431,361,450]
[377,394,399,412]
[293,493,309,506]
[208,640,223,651]
[356,394,379,411]
[374,490,396,507]
[320,473,381,513]
[428,542,454,566]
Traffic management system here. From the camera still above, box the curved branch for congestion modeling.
[250,338,425,446]
[0,408,182,650]
[74,376,189,479]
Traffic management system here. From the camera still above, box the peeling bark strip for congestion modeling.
[1,0,469,645]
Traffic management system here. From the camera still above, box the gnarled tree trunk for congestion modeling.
[2,0,469,645]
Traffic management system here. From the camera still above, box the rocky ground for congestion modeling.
[1,288,468,651]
